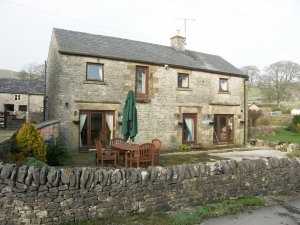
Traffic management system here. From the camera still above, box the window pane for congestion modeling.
[80,114,88,147]
[220,79,228,91]
[91,113,103,147]
[19,105,27,112]
[136,67,146,94]
[178,73,189,88]
[87,64,103,80]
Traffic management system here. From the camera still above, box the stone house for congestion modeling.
[0,78,44,124]
[46,28,248,151]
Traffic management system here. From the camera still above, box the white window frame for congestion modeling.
[219,78,229,92]
[86,63,104,81]
[14,94,21,101]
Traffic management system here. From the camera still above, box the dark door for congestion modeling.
[213,114,234,144]
[79,110,114,151]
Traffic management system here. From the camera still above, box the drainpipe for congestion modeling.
[243,78,248,145]
[43,60,47,121]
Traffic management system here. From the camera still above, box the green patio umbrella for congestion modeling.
[122,90,138,142]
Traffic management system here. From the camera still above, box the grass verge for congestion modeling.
[60,196,264,225]
[255,129,300,144]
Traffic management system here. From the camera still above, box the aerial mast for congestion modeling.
[174,17,195,44]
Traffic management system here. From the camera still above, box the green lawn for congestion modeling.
[256,129,300,144]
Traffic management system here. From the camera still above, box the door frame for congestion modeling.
[213,114,234,145]
[182,113,197,145]
[79,110,115,151]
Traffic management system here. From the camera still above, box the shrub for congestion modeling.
[4,152,26,165]
[292,115,300,126]
[179,144,190,151]
[46,141,69,166]
[15,123,47,163]
[256,117,269,126]
[26,157,47,168]
[286,149,300,158]
[248,109,263,127]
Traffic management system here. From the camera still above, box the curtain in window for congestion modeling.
[105,114,114,140]
[182,76,188,87]
[220,80,228,91]
[184,117,194,141]
[98,66,103,80]
[80,114,87,147]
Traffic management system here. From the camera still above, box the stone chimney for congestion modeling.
[170,30,186,51]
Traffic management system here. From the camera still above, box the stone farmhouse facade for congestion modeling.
[46,28,248,151]
[0,78,44,123]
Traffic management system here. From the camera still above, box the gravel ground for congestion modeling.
[208,149,287,161]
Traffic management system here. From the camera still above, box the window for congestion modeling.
[14,94,21,101]
[135,66,148,98]
[182,114,197,144]
[219,78,229,92]
[4,104,14,112]
[80,110,114,151]
[178,73,189,88]
[19,105,27,112]
[86,63,104,81]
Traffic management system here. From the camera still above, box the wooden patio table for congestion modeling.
[111,143,139,168]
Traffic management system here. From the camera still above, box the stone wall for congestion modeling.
[1,157,300,225]
[36,120,60,141]
[250,126,285,137]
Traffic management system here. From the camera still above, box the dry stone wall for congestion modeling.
[1,157,300,225]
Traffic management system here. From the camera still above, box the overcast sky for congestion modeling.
[0,0,299,72]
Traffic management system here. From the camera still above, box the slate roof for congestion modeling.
[53,28,246,77]
[0,78,44,94]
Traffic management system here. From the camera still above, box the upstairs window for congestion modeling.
[86,63,104,81]
[178,73,189,88]
[219,78,229,92]
[135,66,148,98]
[15,94,21,101]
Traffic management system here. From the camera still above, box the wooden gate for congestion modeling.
[0,112,6,129]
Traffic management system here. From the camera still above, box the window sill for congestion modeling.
[83,80,107,85]
[176,87,192,91]
[136,98,151,103]
[218,91,231,94]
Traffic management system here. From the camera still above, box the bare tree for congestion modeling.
[259,61,300,107]
[18,63,44,79]
[240,65,260,86]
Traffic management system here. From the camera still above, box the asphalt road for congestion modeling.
[200,196,300,225]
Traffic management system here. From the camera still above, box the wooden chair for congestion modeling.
[95,141,118,166]
[110,138,125,159]
[111,138,125,145]
[152,138,162,164]
[135,143,154,168]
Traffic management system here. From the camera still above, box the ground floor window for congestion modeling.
[182,113,197,144]
[18,105,27,112]
[79,110,114,151]
[4,104,14,112]
[213,114,234,144]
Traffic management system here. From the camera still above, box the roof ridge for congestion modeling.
[52,28,245,77]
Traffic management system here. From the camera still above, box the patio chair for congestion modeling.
[95,141,118,166]
[134,143,154,168]
[110,138,125,159]
[152,138,162,164]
